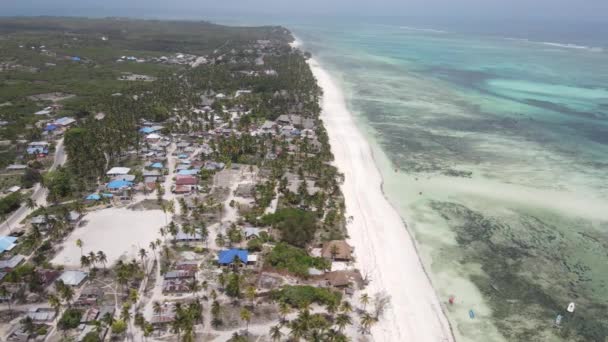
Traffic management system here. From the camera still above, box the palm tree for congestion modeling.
[0,286,12,317]
[359,293,370,311]
[188,279,200,297]
[240,308,252,335]
[334,313,352,332]
[25,197,36,210]
[153,301,162,316]
[149,241,157,261]
[97,250,107,271]
[47,293,62,315]
[269,324,283,342]
[278,301,291,322]
[340,301,352,314]
[359,312,375,334]
[200,224,209,248]
[138,248,147,268]
[245,286,256,306]
[76,238,84,257]
[88,251,97,268]
[81,255,91,270]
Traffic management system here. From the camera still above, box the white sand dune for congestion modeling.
[308,57,454,341]
[52,207,165,267]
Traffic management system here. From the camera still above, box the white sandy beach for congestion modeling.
[306,55,454,341]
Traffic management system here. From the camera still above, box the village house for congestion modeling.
[321,240,354,261]
[106,167,131,177]
[26,141,49,156]
[57,270,88,287]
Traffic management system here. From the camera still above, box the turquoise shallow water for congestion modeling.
[292,22,608,341]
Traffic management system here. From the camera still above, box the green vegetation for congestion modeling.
[262,208,317,247]
[58,308,82,330]
[0,191,22,215]
[271,285,342,308]
[266,242,330,277]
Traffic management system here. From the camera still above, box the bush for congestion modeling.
[0,192,22,215]
[262,208,317,247]
[111,319,127,335]
[21,167,42,188]
[82,331,101,342]
[266,243,330,277]
[271,285,342,308]
[58,308,82,330]
[246,238,263,252]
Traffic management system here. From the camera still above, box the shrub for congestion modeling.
[246,238,263,252]
[265,242,330,277]
[58,308,82,330]
[262,208,317,247]
[0,192,22,215]
[111,319,127,335]
[271,285,342,308]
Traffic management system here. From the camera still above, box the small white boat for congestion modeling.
[567,302,575,313]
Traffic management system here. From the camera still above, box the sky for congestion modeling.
[3,0,608,22]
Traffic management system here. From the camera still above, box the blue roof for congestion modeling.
[102,193,114,198]
[0,236,17,253]
[177,169,198,175]
[139,127,154,134]
[178,154,188,159]
[44,124,58,131]
[218,249,248,264]
[71,56,81,61]
[150,162,163,169]
[86,194,101,201]
[106,180,133,189]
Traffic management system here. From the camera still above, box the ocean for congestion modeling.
[289,20,608,341]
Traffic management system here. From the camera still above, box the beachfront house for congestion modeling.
[321,240,354,262]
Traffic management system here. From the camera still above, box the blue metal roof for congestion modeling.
[106,180,133,189]
[150,162,163,169]
[218,249,248,264]
[177,169,198,175]
[139,127,154,134]
[0,236,18,253]
[85,194,101,201]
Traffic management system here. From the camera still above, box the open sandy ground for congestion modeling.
[306,53,455,341]
[51,207,165,267]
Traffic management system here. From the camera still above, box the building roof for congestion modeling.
[58,270,88,286]
[176,175,197,186]
[150,162,164,169]
[26,308,56,322]
[175,230,202,241]
[244,227,261,238]
[106,167,130,175]
[218,249,248,264]
[106,180,133,190]
[0,236,17,253]
[54,117,76,126]
[112,174,136,182]
[0,255,25,269]
[321,240,353,261]
[6,164,27,170]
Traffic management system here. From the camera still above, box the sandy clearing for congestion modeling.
[51,207,165,267]
[307,56,454,342]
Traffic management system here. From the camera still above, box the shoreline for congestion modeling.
[300,41,454,340]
